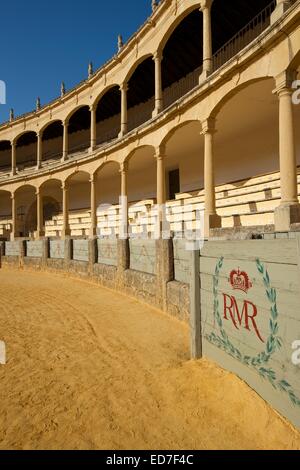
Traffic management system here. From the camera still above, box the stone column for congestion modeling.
[37,132,42,169]
[156,151,166,207]
[200,0,213,82]
[90,104,97,152]
[62,182,71,239]
[11,193,17,241]
[271,0,292,24]
[35,189,45,240]
[119,162,128,239]
[90,174,97,239]
[119,83,128,137]
[202,118,221,238]
[11,141,16,176]
[152,52,163,117]
[62,120,69,161]
[274,71,300,231]
[155,149,168,239]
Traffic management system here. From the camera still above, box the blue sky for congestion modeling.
[0,0,151,123]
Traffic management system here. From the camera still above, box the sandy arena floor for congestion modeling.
[0,268,299,450]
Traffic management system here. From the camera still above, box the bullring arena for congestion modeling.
[1,0,300,450]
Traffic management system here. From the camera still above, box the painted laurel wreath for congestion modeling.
[205,256,300,408]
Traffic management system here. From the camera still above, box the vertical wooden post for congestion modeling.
[190,248,202,359]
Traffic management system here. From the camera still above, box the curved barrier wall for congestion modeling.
[1,230,300,429]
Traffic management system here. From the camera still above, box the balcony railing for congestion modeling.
[212,0,277,72]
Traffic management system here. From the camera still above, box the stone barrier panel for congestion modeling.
[5,241,20,256]
[97,239,117,266]
[129,239,156,275]
[198,238,300,429]
[73,239,89,262]
[50,240,65,260]
[26,241,43,258]
[173,239,191,284]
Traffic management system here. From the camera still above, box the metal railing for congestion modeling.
[163,66,202,109]
[212,1,276,72]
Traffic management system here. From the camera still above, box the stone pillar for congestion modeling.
[200,0,213,82]
[11,193,17,241]
[119,83,128,137]
[42,238,50,266]
[274,71,300,231]
[90,104,97,152]
[202,118,221,238]
[117,238,130,289]
[119,162,128,239]
[37,132,42,169]
[155,149,167,239]
[35,189,45,240]
[88,238,97,275]
[62,120,69,161]
[11,141,16,176]
[62,182,71,239]
[152,52,163,117]
[155,238,174,311]
[90,174,97,239]
[64,238,72,271]
[19,240,26,268]
[156,151,166,207]
[271,0,292,24]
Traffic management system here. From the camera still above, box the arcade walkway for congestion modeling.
[0,269,299,450]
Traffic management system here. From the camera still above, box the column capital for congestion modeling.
[35,188,41,196]
[153,51,163,62]
[61,181,68,191]
[89,173,96,184]
[201,117,216,135]
[11,192,15,200]
[154,146,166,160]
[89,103,96,113]
[63,119,69,128]
[274,70,298,95]
[120,82,128,93]
[200,0,213,12]
[120,161,128,173]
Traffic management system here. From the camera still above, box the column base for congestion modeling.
[204,213,222,239]
[89,144,96,154]
[152,105,163,118]
[34,230,45,240]
[271,2,291,24]
[274,203,300,231]
[118,129,126,139]
[199,69,212,84]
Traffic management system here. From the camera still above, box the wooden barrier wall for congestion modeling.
[191,237,300,429]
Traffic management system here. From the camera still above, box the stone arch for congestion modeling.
[157,5,201,56]
[208,77,273,120]
[14,184,37,237]
[92,84,120,109]
[288,49,300,72]
[123,54,153,85]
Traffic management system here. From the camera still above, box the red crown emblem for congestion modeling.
[229,269,252,294]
